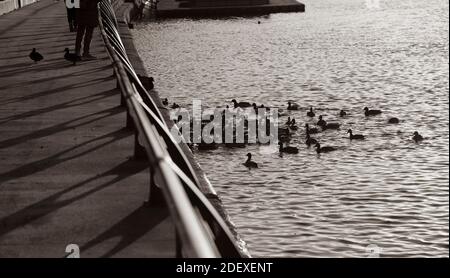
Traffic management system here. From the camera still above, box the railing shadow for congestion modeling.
[0,158,148,238]
[0,106,122,150]
[0,75,115,104]
[0,89,117,124]
[81,204,172,258]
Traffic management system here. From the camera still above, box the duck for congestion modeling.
[252,103,259,112]
[315,143,336,153]
[305,133,318,146]
[305,123,319,134]
[148,77,154,90]
[243,153,258,168]
[364,107,382,116]
[162,98,169,106]
[287,101,299,110]
[174,115,183,124]
[171,103,180,109]
[307,106,315,117]
[388,117,400,124]
[278,125,292,140]
[317,115,327,128]
[285,116,292,125]
[29,48,43,63]
[278,142,299,154]
[412,131,423,142]
[340,110,347,117]
[232,99,252,108]
[289,119,298,130]
[347,129,365,140]
[323,122,340,130]
[64,48,81,65]
[317,116,340,130]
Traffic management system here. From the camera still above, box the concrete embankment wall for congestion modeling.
[0,0,39,16]
[110,0,250,257]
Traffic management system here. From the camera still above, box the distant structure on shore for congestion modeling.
[148,0,305,18]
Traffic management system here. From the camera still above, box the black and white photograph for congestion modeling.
[0,0,448,272]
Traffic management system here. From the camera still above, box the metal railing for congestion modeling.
[97,0,243,258]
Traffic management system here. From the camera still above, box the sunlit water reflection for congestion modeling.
[133,0,449,257]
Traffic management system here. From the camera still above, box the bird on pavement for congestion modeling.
[64,48,81,65]
[29,48,43,63]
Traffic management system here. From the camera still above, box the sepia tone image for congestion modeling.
[0,0,448,259]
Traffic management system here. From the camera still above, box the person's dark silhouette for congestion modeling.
[66,3,78,32]
[75,0,102,60]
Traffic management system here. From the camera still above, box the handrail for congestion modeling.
[97,0,243,257]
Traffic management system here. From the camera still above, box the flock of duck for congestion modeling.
[161,98,425,169]
[244,100,424,168]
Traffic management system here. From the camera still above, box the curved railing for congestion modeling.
[97,0,243,258]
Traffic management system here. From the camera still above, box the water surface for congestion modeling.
[133,0,449,257]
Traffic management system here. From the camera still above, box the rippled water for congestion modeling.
[133,0,449,257]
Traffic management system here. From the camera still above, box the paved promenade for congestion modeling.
[0,0,174,257]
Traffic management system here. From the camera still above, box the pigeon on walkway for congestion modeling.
[64,48,81,65]
[29,48,43,63]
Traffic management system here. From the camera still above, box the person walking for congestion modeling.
[66,3,78,32]
[75,0,102,60]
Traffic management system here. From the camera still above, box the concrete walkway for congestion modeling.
[0,0,175,257]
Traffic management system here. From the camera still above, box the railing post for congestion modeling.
[134,130,147,160]
[175,230,182,258]
[126,109,134,129]
[145,168,165,206]
[120,92,126,107]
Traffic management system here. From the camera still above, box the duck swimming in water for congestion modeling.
[305,123,319,134]
[162,98,169,106]
[232,99,252,108]
[147,77,154,90]
[287,101,299,111]
[412,131,423,142]
[285,117,292,125]
[347,129,365,140]
[289,119,298,130]
[315,143,336,153]
[317,115,340,130]
[278,142,299,154]
[323,122,340,130]
[171,103,180,109]
[305,133,318,146]
[340,110,347,117]
[243,153,258,168]
[307,106,315,117]
[388,117,400,124]
[278,127,292,142]
[364,107,382,116]
[317,115,327,128]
